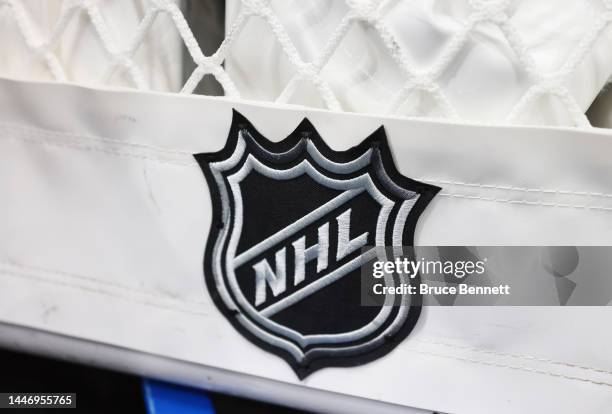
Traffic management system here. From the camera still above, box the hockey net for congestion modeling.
[1,0,611,127]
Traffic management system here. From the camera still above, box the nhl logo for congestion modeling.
[195,110,438,378]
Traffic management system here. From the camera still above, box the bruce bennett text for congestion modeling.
[372,283,511,296]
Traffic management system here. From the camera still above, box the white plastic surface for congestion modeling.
[0,77,612,413]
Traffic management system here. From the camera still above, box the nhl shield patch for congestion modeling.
[195,110,439,378]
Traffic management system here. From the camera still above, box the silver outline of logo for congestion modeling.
[196,111,439,378]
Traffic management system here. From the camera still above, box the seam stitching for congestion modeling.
[0,261,205,307]
[416,338,612,376]
[0,122,192,156]
[0,268,208,316]
[2,266,612,381]
[423,178,612,200]
[405,347,612,388]
[2,133,194,166]
[439,192,612,211]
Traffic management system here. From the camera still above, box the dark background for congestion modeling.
[0,348,308,413]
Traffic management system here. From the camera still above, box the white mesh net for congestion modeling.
[1,0,611,126]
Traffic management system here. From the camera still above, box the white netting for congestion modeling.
[1,0,612,126]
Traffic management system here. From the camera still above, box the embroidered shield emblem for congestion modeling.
[195,110,438,378]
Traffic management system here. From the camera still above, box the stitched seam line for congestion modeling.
[0,268,208,316]
[0,261,205,307]
[0,122,192,156]
[423,178,612,200]
[1,133,194,166]
[405,347,612,388]
[416,338,612,376]
[439,192,612,211]
[3,265,612,381]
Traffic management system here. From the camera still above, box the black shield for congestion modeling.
[195,110,439,378]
